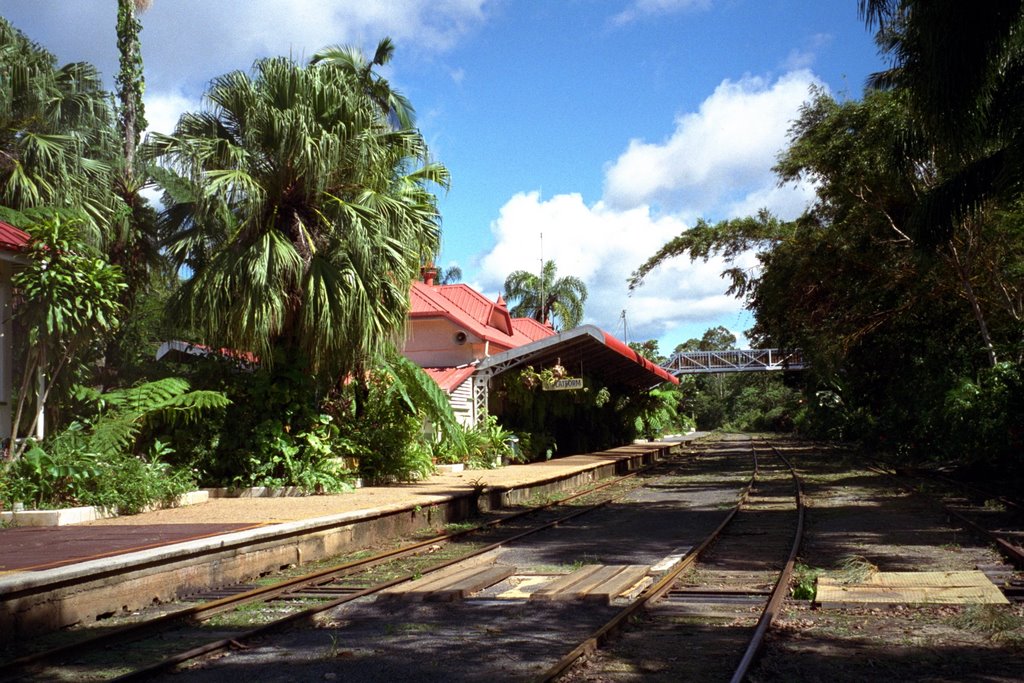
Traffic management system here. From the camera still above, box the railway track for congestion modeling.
[931,476,1024,574]
[869,464,1024,598]
[3,436,806,682]
[543,438,804,682]
[0,445,686,682]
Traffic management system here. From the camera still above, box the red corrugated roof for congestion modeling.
[0,221,30,252]
[409,281,553,350]
[512,317,556,342]
[600,331,679,385]
[421,365,476,393]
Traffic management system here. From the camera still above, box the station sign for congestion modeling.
[542,377,584,391]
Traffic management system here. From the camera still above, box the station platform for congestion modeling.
[0,437,696,638]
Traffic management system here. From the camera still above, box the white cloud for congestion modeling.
[612,0,713,26]
[781,33,833,71]
[724,181,818,222]
[1,1,489,131]
[476,70,822,344]
[143,90,199,139]
[133,0,487,95]
[475,191,754,341]
[603,70,823,217]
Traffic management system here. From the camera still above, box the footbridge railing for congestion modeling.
[660,349,806,375]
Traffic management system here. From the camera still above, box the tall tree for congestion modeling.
[10,215,125,457]
[149,40,447,383]
[674,326,738,353]
[859,1,1024,244]
[115,0,150,185]
[0,18,115,235]
[105,0,162,382]
[503,260,587,330]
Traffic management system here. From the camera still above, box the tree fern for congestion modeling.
[78,377,230,458]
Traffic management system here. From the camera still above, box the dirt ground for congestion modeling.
[748,443,1024,682]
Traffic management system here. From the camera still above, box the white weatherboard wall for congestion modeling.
[403,318,485,368]
[450,376,475,426]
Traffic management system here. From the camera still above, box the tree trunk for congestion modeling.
[949,243,998,367]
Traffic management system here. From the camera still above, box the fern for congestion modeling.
[81,378,230,458]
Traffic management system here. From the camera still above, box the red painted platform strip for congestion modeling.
[0,523,265,573]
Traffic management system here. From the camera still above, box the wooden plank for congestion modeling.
[817,570,1008,607]
[380,565,489,599]
[530,566,603,601]
[378,550,505,598]
[568,566,625,598]
[429,565,516,601]
[585,565,650,603]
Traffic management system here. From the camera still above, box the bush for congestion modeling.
[191,358,355,491]
[330,375,434,485]
[0,376,227,513]
[940,361,1023,475]
[0,436,195,514]
[460,415,517,469]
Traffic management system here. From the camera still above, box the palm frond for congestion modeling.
[383,354,467,452]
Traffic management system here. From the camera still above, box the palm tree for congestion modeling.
[439,265,462,284]
[0,18,115,236]
[503,260,587,330]
[311,37,415,130]
[149,40,447,384]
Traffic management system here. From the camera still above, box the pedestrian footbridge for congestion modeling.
[660,349,806,376]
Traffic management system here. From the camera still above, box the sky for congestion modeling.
[0,0,885,351]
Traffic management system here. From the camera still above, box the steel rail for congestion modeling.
[2,452,674,681]
[940,504,1024,568]
[110,451,688,682]
[536,438,762,683]
[729,443,805,683]
[868,465,1024,569]
[113,493,627,682]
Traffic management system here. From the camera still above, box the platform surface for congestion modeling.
[0,438,694,576]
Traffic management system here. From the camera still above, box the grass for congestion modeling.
[835,555,878,583]
[949,605,1024,640]
[383,621,436,636]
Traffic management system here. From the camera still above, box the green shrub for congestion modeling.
[233,413,355,492]
[463,416,517,469]
[0,377,226,513]
[330,374,434,484]
[0,437,195,514]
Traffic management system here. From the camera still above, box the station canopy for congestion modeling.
[475,325,678,390]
